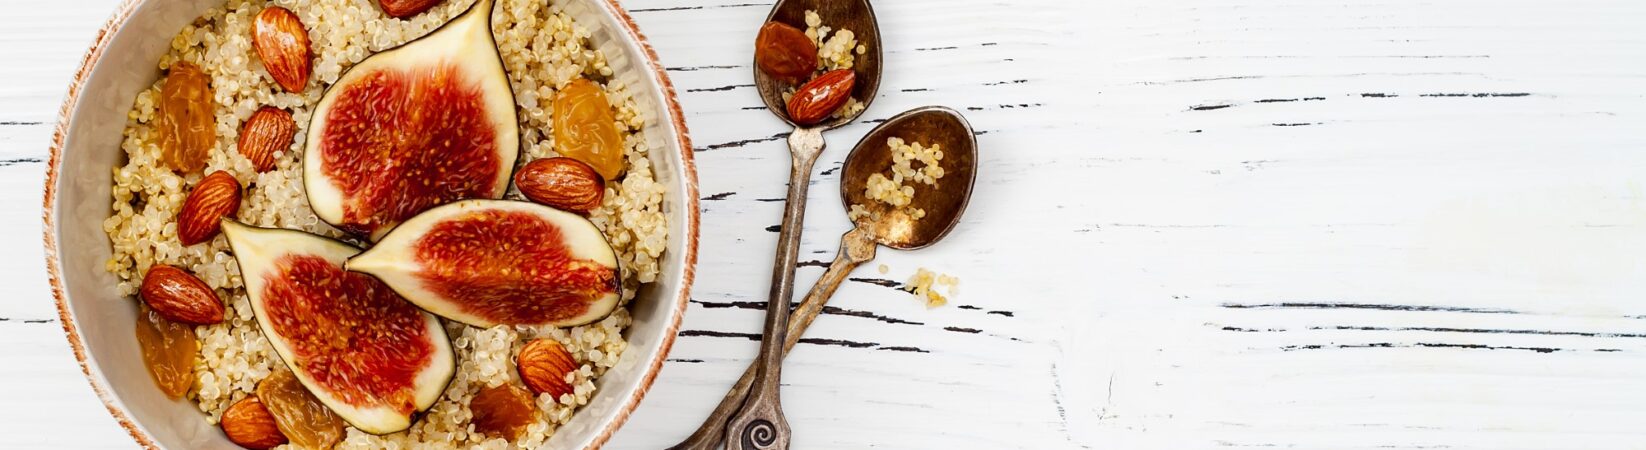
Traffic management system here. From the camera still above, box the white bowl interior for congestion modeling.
[47,0,694,448]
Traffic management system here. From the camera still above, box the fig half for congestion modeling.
[221,221,455,435]
[348,200,621,328]
[304,0,517,240]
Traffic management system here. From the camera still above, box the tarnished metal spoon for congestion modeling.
[674,106,976,450]
[715,1,882,450]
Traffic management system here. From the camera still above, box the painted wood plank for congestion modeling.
[4,0,1646,448]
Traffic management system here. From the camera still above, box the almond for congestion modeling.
[786,69,856,125]
[222,396,289,450]
[252,6,311,93]
[238,107,295,173]
[516,339,579,400]
[140,264,225,325]
[514,157,606,214]
[177,171,243,246]
[378,0,443,19]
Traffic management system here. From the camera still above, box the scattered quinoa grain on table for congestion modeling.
[903,268,959,308]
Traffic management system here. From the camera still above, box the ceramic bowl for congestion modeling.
[41,0,698,448]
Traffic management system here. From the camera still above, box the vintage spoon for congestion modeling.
[717,1,882,450]
[674,106,976,450]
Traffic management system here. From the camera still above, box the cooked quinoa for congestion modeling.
[848,136,946,223]
[803,9,864,72]
[780,9,867,120]
[100,0,667,447]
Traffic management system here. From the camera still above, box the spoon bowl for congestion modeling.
[754,0,882,129]
[680,2,889,448]
[669,106,978,450]
[724,1,884,448]
[841,106,978,249]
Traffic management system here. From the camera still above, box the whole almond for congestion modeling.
[515,157,606,214]
[238,107,295,173]
[222,397,289,450]
[252,6,311,93]
[177,171,243,246]
[379,0,443,18]
[786,69,856,125]
[516,339,579,400]
[140,264,225,325]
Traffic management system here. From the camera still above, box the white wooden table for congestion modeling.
[7,0,1646,448]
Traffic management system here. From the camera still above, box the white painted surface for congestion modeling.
[5,0,1646,448]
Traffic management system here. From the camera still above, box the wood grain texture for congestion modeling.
[6,0,1646,448]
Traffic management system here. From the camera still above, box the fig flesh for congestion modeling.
[348,200,620,328]
[304,0,517,240]
[221,221,455,435]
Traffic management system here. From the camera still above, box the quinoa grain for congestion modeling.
[104,0,665,446]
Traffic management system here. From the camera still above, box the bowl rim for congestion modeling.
[38,0,700,448]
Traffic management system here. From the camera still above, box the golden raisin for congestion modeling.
[469,383,537,440]
[135,304,197,400]
[156,62,216,173]
[755,21,817,82]
[552,78,625,181]
[256,370,345,450]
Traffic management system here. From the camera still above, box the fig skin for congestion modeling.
[222,220,455,435]
[347,200,622,328]
[304,0,518,241]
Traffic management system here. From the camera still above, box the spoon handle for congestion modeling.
[723,127,827,450]
[671,228,878,450]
